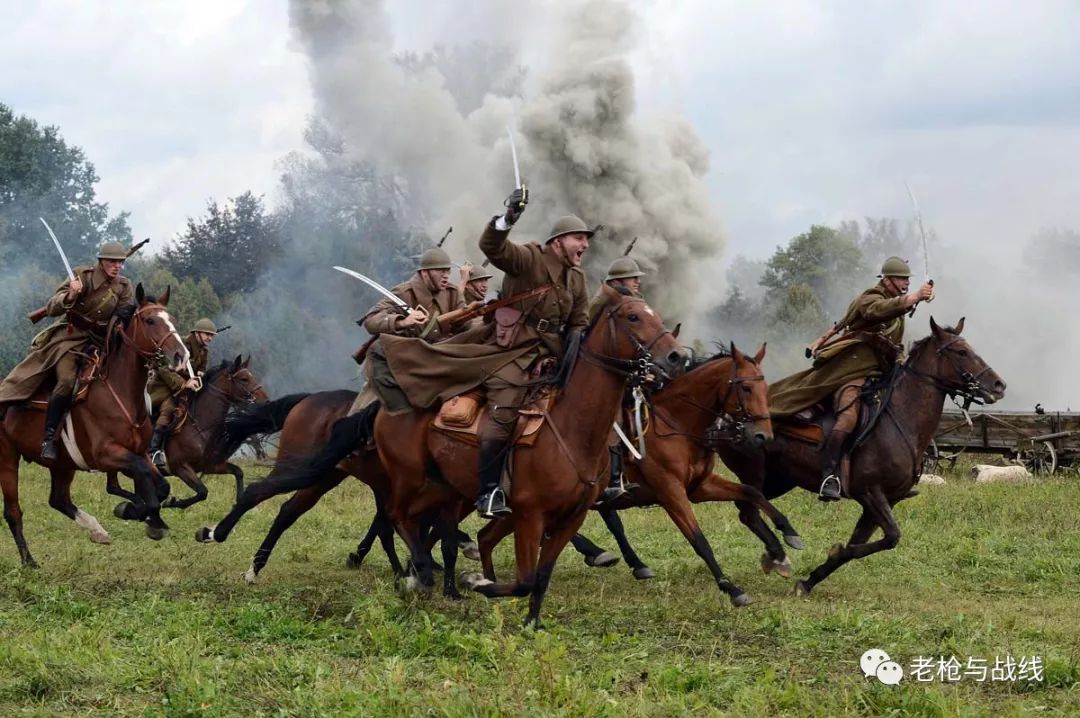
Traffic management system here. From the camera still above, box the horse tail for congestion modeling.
[252,401,380,497]
[208,393,310,463]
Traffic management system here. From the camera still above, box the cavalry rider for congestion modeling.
[590,256,648,502]
[0,241,134,460]
[147,318,217,470]
[459,262,494,304]
[349,247,469,415]
[768,256,935,501]
[472,191,591,518]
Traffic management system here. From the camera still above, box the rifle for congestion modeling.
[623,236,638,256]
[437,226,452,247]
[27,238,151,324]
[805,321,845,359]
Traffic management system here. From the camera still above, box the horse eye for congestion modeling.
[628,313,640,322]
[146,318,155,325]
[958,350,969,358]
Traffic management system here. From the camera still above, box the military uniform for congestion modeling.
[0,242,133,458]
[768,256,918,501]
[147,318,216,469]
[462,265,493,304]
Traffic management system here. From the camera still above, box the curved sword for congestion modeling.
[40,217,75,281]
[506,123,522,189]
[612,421,643,461]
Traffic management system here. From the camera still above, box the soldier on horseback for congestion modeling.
[459,262,494,304]
[0,241,134,460]
[590,256,648,502]
[767,256,935,501]
[147,318,217,470]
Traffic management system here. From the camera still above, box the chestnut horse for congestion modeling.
[105,355,268,514]
[715,318,1005,594]
[0,285,188,566]
[484,343,805,605]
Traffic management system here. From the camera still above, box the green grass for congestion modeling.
[1,460,1078,716]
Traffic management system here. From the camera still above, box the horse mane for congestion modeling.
[687,341,736,371]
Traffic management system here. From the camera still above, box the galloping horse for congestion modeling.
[0,285,188,566]
[718,318,1005,594]
[486,343,805,605]
[105,355,268,514]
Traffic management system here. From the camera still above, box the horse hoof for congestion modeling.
[731,592,753,607]
[794,580,812,597]
[459,571,493,590]
[243,566,258,584]
[761,553,793,578]
[444,588,464,601]
[460,541,481,561]
[633,566,656,580]
[113,502,137,520]
[194,526,215,543]
[90,531,112,545]
[784,533,805,551]
[145,525,168,541]
[827,543,844,560]
[345,552,364,570]
[585,551,620,568]
[400,575,432,594]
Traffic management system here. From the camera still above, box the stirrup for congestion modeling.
[818,475,842,502]
[475,488,511,519]
[151,449,168,471]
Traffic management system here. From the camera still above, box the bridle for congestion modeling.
[117,304,187,366]
[577,298,675,385]
[904,335,995,409]
[202,369,263,407]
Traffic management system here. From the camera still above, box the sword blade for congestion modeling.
[39,217,76,281]
[332,266,409,309]
[506,123,522,188]
[612,422,643,461]
[904,181,931,282]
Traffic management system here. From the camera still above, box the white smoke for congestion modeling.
[288,0,724,329]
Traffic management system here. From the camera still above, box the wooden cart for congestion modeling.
[929,408,1080,475]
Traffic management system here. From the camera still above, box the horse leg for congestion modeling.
[345,513,387,570]
[161,465,208,510]
[795,489,899,596]
[105,471,139,503]
[225,462,245,503]
[48,465,111,544]
[524,513,590,629]
[245,473,347,583]
[437,507,464,599]
[0,449,36,567]
[689,477,797,578]
[656,484,750,606]
[125,454,169,541]
[599,508,653,579]
[475,516,514,582]
[197,467,304,544]
[471,511,541,600]
[394,516,436,592]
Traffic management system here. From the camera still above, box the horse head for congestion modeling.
[224,355,269,405]
[129,284,188,370]
[590,284,690,380]
[726,342,772,446]
[916,317,1006,404]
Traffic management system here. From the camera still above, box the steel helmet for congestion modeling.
[545,215,593,244]
[878,256,912,278]
[192,318,218,335]
[605,257,645,281]
[97,241,128,260]
[418,248,453,271]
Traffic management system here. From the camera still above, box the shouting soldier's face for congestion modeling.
[553,232,590,268]
[99,258,124,279]
[422,268,451,292]
[884,276,911,297]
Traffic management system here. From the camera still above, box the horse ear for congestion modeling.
[135,283,145,305]
[729,340,742,359]
[955,317,965,335]
[232,354,243,372]
[754,342,767,364]
[159,285,171,307]
[671,322,681,339]
[929,316,943,339]
[242,354,251,368]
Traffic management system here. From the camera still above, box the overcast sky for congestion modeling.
[4,0,1080,264]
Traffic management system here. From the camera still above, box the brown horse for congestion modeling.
[371,285,688,626]
[104,355,269,514]
[483,343,806,605]
[715,318,1005,595]
[0,285,189,566]
[194,390,410,582]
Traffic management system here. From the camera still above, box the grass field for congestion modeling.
[1,460,1079,717]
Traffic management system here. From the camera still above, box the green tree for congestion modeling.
[760,224,865,319]
[0,103,131,270]
[161,191,282,297]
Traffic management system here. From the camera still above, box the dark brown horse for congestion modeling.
[105,355,269,514]
[374,285,687,625]
[483,343,805,605]
[715,318,1004,594]
[0,286,189,566]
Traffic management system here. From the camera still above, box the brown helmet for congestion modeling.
[418,248,453,271]
[97,241,128,261]
[191,318,218,335]
[545,215,593,244]
[878,256,912,278]
[605,257,645,281]
[467,267,494,282]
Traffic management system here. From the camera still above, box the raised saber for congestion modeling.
[40,217,75,281]
[507,123,522,189]
[332,266,414,314]
[903,181,935,315]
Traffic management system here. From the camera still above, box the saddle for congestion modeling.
[432,389,554,449]
[773,377,891,449]
[27,347,103,409]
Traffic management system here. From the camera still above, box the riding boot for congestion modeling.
[598,445,635,503]
[40,392,71,461]
[149,426,169,471]
[818,429,850,502]
[475,438,512,519]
